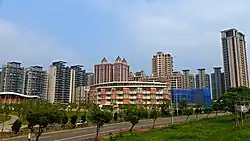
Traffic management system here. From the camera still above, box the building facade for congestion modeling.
[23,66,47,98]
[152,52,173,78]
[69,65,87,103]
[211,67,225,100]
[90,81,171,106]
[0,62,24,93]
[195,68,210,88]
[128,70,146,81]
[221,28,249,90]
[86,72,94,86]
[94,57,114,84]
[47,61,71,103]
[113,56,129,81]
[171,71,184,88]
[171,88,212,107]
[182,69,195,89]
[94,57,130,84]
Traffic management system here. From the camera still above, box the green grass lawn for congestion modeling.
[0,115,11,123]
[107,116,250,141]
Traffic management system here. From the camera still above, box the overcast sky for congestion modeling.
[0,0,250,75]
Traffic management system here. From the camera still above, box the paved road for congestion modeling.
[4,114,221,141]
[0,115,18,132]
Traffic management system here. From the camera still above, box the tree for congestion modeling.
[88,106,112,141]
[70,115,78,127]
[204,107,213,118]
[194,104,202,120]
[114,112,118,122]
[11,119,22,134]
[61,112,69,128]
[185,108,193,123]
[25,101,62,141]
[160,99,171,117]
[149,106,160,128]
[124,106,141,132]
[1,104,11,132]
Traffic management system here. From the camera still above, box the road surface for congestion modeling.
[3,114,220,141]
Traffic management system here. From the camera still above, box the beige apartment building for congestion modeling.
[171,71,184,88]
[182,69,195,89]
[152,52,173,78]
[221,28,249,89]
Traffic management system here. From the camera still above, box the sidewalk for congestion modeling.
[0,115,18,132]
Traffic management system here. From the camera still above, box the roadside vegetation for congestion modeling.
[106,86,250,141]
[106,116,250,141]
[1,86,250,141]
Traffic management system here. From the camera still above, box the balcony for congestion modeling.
[106,92,112,94]
[130,91,137,94]
[117,91,123,94]
[130,96,137,99]
[117,97,123,100]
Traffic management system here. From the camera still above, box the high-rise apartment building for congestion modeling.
[0,62,24,93]
[152,52,173,78]
[69,65,87,103]
[94,57,130,84]
[171,71,184,88]
[94,57,113,84]
[221,28,249,90]
[86,72,94,86]
[211,67,225,100]
[23,66,47,98]
[113,56,129,81]
[182,69,195,89]
[195,68,210,88]
[47,61,71,103]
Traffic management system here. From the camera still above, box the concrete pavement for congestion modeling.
[3,114,221,141]
[0,115,18,132]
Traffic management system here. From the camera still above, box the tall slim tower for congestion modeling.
[0,62,24,93]
[47,61,71,103]
[94,57,113,84]
[182,69,195,89]
[195,68,210,88]
[113,56,129,81]
[152,52,173,78]
[69,65,86,103]
[221,28,249,90]
[211,67,225,100]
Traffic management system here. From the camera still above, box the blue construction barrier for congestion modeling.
[171,88,212,108]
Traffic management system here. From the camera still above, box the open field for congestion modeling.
[107,116,250,141]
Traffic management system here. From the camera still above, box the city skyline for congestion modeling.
[1,0,250,74]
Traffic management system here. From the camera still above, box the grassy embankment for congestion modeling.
[107,116,250,141]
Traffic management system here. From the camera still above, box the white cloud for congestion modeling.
[0,19,82,69]
[85,0,250,73]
